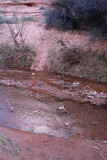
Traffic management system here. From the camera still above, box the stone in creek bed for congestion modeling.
[32,73,35,76]
[64,123,70,127]
[57,106,70,114]
[58,106,65,110]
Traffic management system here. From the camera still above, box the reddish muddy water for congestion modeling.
[0,69,107,140]
[0,69,107,160]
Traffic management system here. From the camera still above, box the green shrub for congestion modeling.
[0,16,5,24]
[40,6,44,10]
[44,0,107,38]
[73,0,107,38]
[22,16,39,22]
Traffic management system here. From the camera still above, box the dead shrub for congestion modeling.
[48,44,107,82]
[0,44,13,68]
[0,43,36,68]
[48,47,82,74]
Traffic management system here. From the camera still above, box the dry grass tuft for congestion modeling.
[0,132,21,157]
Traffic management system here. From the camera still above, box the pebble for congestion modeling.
[32,73,35,76]
[58,106,65,110]
[64,123,70,127]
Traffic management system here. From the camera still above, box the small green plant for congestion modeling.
[0,16,5,24]
[12,0,19,3]
[0,11,5,14]
[0,15,20,24]
[40,6,44,10]
[5,17,19,24]
[22,16,39,22]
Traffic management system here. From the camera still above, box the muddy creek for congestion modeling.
[0,69,107,139]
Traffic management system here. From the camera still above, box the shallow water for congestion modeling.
[0,69,107,139]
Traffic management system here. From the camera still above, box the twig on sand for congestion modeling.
[22,112,30,119]
[82,140,106,160]
[7,100,14,112]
